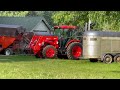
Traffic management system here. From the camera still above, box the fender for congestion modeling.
[65,39,80,48]
[44,40,59,49]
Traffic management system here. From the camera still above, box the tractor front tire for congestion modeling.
[42,45,57,59]
[67,42,82,60]
[4,48,13,55]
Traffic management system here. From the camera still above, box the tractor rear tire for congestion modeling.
[4,48,13,55]
[67,42,82,60]
[42,45,57,59]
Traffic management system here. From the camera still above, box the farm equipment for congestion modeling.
[0,24,25,55]
[83,31,120,63]
[21,32,34,54]
[29,25,83,60]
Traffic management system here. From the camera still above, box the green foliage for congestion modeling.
[42,11,55,26]
[26,11,54,26]
[52,11,88,27]
[1,11,120,31]
[0,11,54,26]
[52,11,120,31]
[88,11,120,31]
[0,11,29,17]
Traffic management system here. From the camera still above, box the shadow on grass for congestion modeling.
[0,55,45,63]
[0,55,68,63]
[111,71,120,73]
[0,55,88,63]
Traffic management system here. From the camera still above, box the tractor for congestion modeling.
[29,25,83,60]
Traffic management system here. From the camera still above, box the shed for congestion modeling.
[0,16,52,34]
[0,24,25,36]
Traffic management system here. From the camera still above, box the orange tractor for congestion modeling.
[29,25,83,60]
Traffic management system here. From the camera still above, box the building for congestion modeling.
[0,16,52,34]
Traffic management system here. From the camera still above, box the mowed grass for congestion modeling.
[0,55,120,79]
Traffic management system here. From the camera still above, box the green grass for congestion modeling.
[0,55,120,79]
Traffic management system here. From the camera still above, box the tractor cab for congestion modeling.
[53,25,82,58]
[53,25,81,48]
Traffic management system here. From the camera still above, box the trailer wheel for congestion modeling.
[114,54,120,62]
[103,54,113,64]
[67,42,82,60]
[4,48,13,55]
[42,45,57,59]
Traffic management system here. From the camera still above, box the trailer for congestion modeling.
[0,24,25,55]
[83,31,120,63]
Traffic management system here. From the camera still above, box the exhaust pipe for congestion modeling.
[84,19,92,31]
[88,19,91,31]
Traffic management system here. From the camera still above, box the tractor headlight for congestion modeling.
[56,41,58,44]
[38,43,41,46]
[38,42,44,46]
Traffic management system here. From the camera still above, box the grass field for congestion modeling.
[0,55,120,79]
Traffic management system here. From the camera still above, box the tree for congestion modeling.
[51,11,120,31]
[1,11,120,31]
[52,11,88,27]
[0,11,55,26]
[26,11,55,26]
[0,11,29,17]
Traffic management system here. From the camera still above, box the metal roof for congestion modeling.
[0,24,22,28]
[0,17,52,31]
[83,31,120,37]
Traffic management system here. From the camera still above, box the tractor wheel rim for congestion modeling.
[6,50,10,55]
[46,48,55,58]
[72,46,82,58]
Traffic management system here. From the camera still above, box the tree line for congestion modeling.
[0,11,120,31]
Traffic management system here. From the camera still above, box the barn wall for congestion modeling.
[31,21,51,33]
